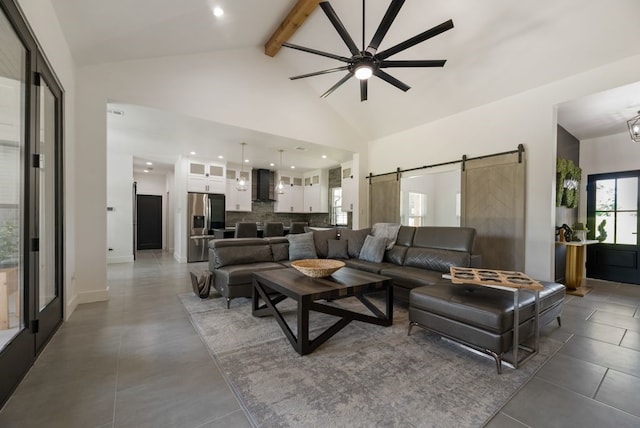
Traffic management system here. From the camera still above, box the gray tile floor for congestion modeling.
[0,250,639,427]
[486,278,640,427]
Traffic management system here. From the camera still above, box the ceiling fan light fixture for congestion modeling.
[628,111,640,143]
[354,64,373,80]
[281,0,453,101]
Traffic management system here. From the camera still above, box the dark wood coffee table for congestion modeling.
[252,267,393,355]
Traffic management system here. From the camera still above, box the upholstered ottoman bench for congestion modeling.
[407,280,565,373]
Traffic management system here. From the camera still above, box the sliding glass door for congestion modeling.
[0,0,64,406]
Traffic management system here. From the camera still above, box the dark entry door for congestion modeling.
[586,171,640,285]
[137,195,162,250]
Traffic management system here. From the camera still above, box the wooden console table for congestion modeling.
[556,240,599,296]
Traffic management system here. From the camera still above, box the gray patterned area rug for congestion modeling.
[179,292,563,428]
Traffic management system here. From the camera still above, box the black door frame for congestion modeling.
[586,170,640,285]
[0,0,64,407]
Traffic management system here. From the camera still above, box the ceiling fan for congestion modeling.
[282,0,454,102]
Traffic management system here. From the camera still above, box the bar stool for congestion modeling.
[234,222,258,238]
[289,222,308,234]
[264,222,284,237]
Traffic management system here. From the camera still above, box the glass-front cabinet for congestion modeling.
[274,172,304,213]
[187,160,225,193]
[341,161,355,212]
[303,169,328,213]
[225,166,252,212]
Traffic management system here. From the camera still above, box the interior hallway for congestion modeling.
[0,250,639,427]
[0,250,250,428]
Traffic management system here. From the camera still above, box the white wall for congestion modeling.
[73,69,108,304]
[134,172,169,250]
[75,49,373,271]
[107,153,133,263]
[165,173,175,252]
[435,170,461,226]
[369,54,640,281]
[579,131,640,220]
[15,0,80,318]
[78,49,367,153]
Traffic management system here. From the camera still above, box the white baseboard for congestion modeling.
[65,293,78,321]
[107,255,134,264]
[76,287,110,305]
[173,252,187,263]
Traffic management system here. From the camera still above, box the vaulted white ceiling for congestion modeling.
[51,0,640,169]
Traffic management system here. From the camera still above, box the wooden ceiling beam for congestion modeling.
[264,0,321,57]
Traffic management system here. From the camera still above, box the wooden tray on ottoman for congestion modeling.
[449,267,543,291]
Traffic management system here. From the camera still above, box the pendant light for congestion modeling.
[275,149,285,194]
[628,111,640,143]
[237,142,248,191]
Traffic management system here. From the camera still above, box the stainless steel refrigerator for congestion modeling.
[187,192,226,262]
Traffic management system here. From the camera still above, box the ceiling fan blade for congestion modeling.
[366,0,405,55]
[374,69,410,92]
[319,2,360,56]
[290,66,350,80]
[360,79,368,102]
[378,19,454,60]
[282,42,351,62]
[380,59,447,68]
[321,73,353,98]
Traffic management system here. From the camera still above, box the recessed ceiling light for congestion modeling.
[218,155,224,159]
[290,166,295,169]
[212,6,224,17]
[269,163,275,167]
[143,169,149,173]
[190,151,196,155]
[145,161,153,165]
[244,159,249,163]
[321,155,327,159]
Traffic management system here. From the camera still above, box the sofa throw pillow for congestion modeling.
[372,223,402,250]
[312,228,339,258]
[340,228,371,258]
[327,239,349,259]
[359,235,387,263]
[287,232,318,261]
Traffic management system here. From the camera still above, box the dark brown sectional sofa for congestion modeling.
[207,225,565,372]
[207,226,481,307]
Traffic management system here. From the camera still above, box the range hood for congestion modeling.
[252,169,275,201]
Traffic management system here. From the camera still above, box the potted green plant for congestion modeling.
[573,222,588,242]
[556,158,581,209]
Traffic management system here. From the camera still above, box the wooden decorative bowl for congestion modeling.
[291,259,345,278]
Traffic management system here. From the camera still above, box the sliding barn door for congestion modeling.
[462,152,526,271]
[369,174,400,225]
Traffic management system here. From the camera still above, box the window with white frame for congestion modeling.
[406,192,427,226]
[331,187,348,225]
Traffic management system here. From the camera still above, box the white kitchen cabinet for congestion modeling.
[187,161,226,193]
[274,173,304,213]
[341,161,355,212]
[225,167,252,212]
[303,169,328,213]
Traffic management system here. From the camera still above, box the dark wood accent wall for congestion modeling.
[555,125,580,281]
